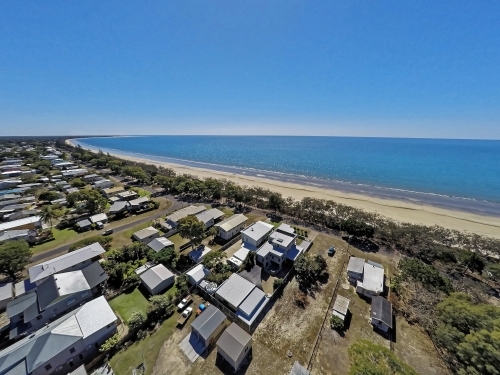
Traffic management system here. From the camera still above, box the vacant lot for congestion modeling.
[188,233,347,375]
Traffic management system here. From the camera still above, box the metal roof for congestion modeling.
[361,263,385,294]
[347,257,365,274]
[108,201,129,213]
[215,214,248,232]
[289,361,310,375]
[241,221,273,242]
[371,296,393,328]
[81,261,108,289]
[0,284,12,302]
[0,216,40,232]
[216,323,251,362]
[139,264,174,290]
[147,237,174,252]
[195,208,225,224]
[28,242,106,283]
[6,293,37,319]
[89,213,107,223]
[191,305,226,341]
[233,247,250,262]
[189,245,212,263]
[76,219,91,228]
[332,295,350,316]
[37,271,90,310]
[133,226,158,240]
[166,205,206,223]
[215,274,255,309]
[129,197,150,206]
[238,287,265,317]
[186,264,210,284]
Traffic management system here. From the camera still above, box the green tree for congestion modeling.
[147,294,174,319]
[153,246,178,268]
[40,205,59,233]
[178,215,205,248]
[342,217,375,238]
[67,189,107,214]
[70,178,86,188]
[273,278,284,291]
[330,315,344,330]
[0,240,32,279]
[99,333,120,353]
[268,193,284,214]
[127,310,146,330]
[38,190,61,202]
[174,274,189,295]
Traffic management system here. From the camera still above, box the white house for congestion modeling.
[241,221,274,249]
[147,237,174,253]
[186,264,210,286]
[93,179,114,190]
[139,264,175,295]
[356,262,385,298]
[347,257,365,283]
[133,226,159,243]
[215,214,248,240]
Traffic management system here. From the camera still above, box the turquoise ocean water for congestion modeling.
[75,136,500,217]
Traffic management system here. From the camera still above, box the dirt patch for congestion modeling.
[151,328,191,375]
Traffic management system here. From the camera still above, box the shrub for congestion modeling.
[273,278,284,291]
[99,333,120,353]
[330,315,344,330]
[127,310,146,330]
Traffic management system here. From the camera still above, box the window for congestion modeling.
[79,354,83,360]
[81,291,90,298]
[67,298,76,306]
[85,345,93,351]
[45,364,52,371]
[69,347,75,354]
[37,315,43,320]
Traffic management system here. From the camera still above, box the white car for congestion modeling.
[177,296,192,310]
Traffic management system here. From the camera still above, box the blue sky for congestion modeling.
[1,1,499,138]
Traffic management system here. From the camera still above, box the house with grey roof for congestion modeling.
[194,208,225,228]
[139,264,175,295]
[161,205,206,232]
[0,230,30,243]
[347,257,365,283]
[0,284,13,311]
[356,262,385,298]
[75,219,92,232]
[115,190,138,201]
[28,243,106,284]
[0,296,117,375]
[332,295,350,321]
[147,237,174,253]
[370,296,393,332]
[289,361,310,375]
[216,323,252,371]
[241,221,274,249]
[89,213,107,225]
[108,201,130,216]
[190,305,226,349]
[133,226,159,243]
[0,216,41,232]
[128,197,150,212]
[92,179,113,190]
[214,214,248,240]
[7,262,108,339]
[186,264,210,286]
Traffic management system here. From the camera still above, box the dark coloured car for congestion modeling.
[328,246,335,256]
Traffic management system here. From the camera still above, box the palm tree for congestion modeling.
[40,205,58,233]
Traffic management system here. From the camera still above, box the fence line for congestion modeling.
[307,259,347,372]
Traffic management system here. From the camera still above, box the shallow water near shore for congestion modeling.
[74,136,500,218]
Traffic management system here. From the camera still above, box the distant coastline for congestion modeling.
[67,137,500,238]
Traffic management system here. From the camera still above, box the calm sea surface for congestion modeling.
[75,136,500,216]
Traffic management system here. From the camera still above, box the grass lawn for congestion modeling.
[31,228,80,254]
[131,187,151,197]
[109,312,178,375]
[219,206,234,218]
[111,222,157,249]
[108,288,149,323]
[245,212,267,225]
[167,233,189,251]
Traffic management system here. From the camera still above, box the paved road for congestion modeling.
[31,195,182,263]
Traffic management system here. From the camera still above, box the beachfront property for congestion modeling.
[133,226,159,243]
[161,205,206,232]
[0,296,118,375]
[216,322,253,372]
[332,295,350,322]
[241,221,274,249]
[214,214,248,240]
[7,262,108,339]
[214,273,269,329]
[147,237,174,253]
[255,224,306,275]
[139,264,175,295]
[370,296,393,332]
[347,257,365,283]
[194,208,225,228]
[356,261,385,298]
[28,242,106,284]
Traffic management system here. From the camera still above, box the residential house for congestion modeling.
[214,214,248,241]
[102,186,125,198]
[216,323,252,372]
[139,264,175,295]
[53,162,74,170]
[0,230,30,243]
[356,262,385,298]
[75,219,92,232]
[188,245,212,263]
[370,296,393,332]
[3,210,39,222]
[108,201,130,215]
[28,242,106,284]
[115,190,138,201]
[83,174,101,183]
[0,296,117,375]
[62,169,88,178]
[241,221,274,249]
[92,179,114,190]
[186,264,210,286]
[289,362,310,375]
[255,224,305,275]
[190,305,226,349]
[215,274,269,329]
[89,213,108,225]
[133,226,159,243]
[161,205,206,232]
[347,257,365,283]
[65,187,79,195]
[128,197,150,212]
[147,237,174,253]
[194,208,225,228]
[0,216,41,232]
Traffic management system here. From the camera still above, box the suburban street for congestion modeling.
[31,195,183,263]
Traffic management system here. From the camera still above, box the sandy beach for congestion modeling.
[67,139,500,239]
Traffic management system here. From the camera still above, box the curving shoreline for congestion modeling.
[66,138,500,239]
